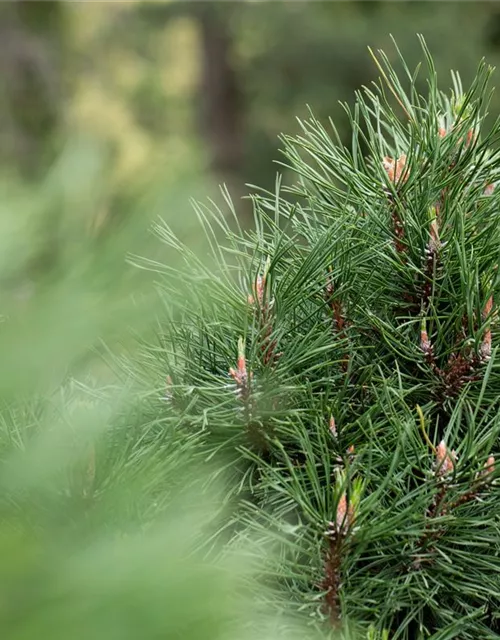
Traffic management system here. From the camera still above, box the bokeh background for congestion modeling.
[4,2,500,229]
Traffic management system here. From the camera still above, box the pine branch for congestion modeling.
[142,37,500,638]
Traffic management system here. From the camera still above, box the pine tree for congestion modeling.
[142,37,500,638]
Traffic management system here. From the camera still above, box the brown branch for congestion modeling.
[325,273,349,371]
[322,534,342,627]
[321,485,358,626]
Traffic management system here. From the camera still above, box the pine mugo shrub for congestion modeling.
[145,37,500,639]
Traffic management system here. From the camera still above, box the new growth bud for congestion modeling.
[420,318,432,356]
[485,455,495,474]
[466,128,476,147]
[329,415,337,438]
[420,328,431,353]
[248,257,270,307]
[434,440,456,478]
[248,274,265,306]
[480,295,493,361]
[346,445,355,465]
[331,471,362,537]
[335,493,352,533]
[382,154,408,184]
[478,455,495,481]
[437,115,447,138]
[229,337,252,399]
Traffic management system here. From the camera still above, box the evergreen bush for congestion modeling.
[145,38,500,638]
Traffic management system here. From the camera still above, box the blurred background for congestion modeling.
[3,2,500,230]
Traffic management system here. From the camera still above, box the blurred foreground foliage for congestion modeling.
[0,143,327,640]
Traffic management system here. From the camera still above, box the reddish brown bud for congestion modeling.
[382,155,408,184]
[420,328,431,354]
[420,317,433,358]
[485,455,495,474]
[429,218,441,253]
[335,493,348,531]
[480,295,493,361]
[485,183,495,196]
[435,440,456,477]
[454,128,477,147]
[248,273,266,307]
[229,363,247,387]
[254,275,266,305]
[335,493,356,535]
[329,415,337,438]
[345,445,356,466]
[477,455,495,482]
[229,338,252,390]
[237,354,246,373]
[484,296,493,317]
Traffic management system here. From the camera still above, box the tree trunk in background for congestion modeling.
[195,5,247,213]
[0,1,63,179]
[118,1,249,218]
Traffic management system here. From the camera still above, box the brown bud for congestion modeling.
[429,218,441,253]
[229,359,247,386]
[345,444,356,466]
[249,274,266,307]
[466,128,476,147]
[382,155,408,184]
[484,296,493,317]
[477,455,495,482]
[480,295,493,361]
[335,493,349,532]
[329,415,337,438]
[485,455,495,475]
[420,328,431,354]
[335,493,356,535]
[435,440,456,477]
[229,338,252,390]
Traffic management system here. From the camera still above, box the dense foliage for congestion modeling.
[143,39,500,638]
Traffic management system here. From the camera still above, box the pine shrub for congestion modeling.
[146,38,500,638]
